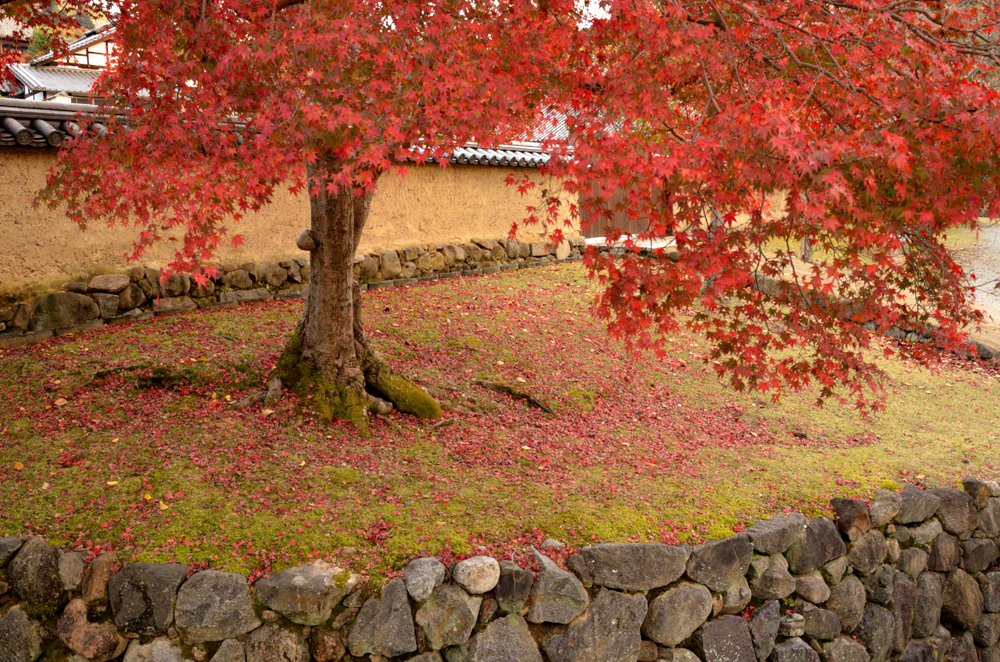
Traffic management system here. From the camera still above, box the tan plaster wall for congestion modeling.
[0,148,575,300]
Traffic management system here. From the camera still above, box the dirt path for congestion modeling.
[955,223,1000,348]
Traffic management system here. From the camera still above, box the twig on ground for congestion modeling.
[474,380,556,414]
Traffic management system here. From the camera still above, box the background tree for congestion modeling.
[5,0,1000,420]
[526,0,1000,411]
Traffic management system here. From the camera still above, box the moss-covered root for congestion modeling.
[367,367,443,420]
[272,327,371,430]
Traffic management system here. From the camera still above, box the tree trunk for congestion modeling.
[272,152,442,429]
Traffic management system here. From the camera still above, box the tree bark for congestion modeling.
[272,151,442,429]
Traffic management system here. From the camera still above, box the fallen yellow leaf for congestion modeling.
[106,481,118,487]
[262,409,274,417]
[299,460,306,467]
[111,438,119,444]
[12,461,23,471]
[54,398,68,407]
[225,394,231,402]
[159,501,169,511]
[515,377,526,383]
[144,493,152,500]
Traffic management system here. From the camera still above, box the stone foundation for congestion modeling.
[2,478,999,662]
[0,237,585,350]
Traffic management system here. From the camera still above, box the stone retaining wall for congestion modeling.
[2,478,1000,662]
[0,237,585,350]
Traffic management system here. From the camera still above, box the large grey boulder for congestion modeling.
[174,570,261,643]
[928,488,979,536]
[744,513,807,554]
[109,563,189,635]
[749,600,781,661]
[794,570,831,604]
[0,536,22,566]
[405,557,446,602]
[892,570,916,653]
[8,536,66,613]
[641,581,713,647]
[245,624,310,662]
[826,574,866,631]
[460,614,542,662]
[823,636,871,662]
[495,560,532,614]
[693,614,757,662]
[526,548,589,625]
[542,588,648,662]
[255,562,349,626]
[870,491,902,528]
[898,548,929,580]
[981,499,1000,538]
[749,554,796,600]
[929,533,961,573]
[415,584,482,650]
[942,567,984,630]
[722,576,752,614]
[772,637,821,662]
[797,602,842,641]
[347,578,417,658]
[27,292,100,331]
[896,484,942,524]
[119,283,147,310]
[861,564,895,606]
[983,572,1000,613]
[570,542,690,591]
[848,531,888,575]
[0,606,43,662]
[453,556,500,594]
[853,603,894,662]
[912,572,944,638]
[92,292,122,318]
[159,273,190,297]
[89,274,131,293]
[222,269,253,290]
[963,539,999,574]
[910,520,943,546]
[686,535,753,592]
[785,517,847,574]
[975,614,1000,648]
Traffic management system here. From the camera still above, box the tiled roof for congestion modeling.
[8,64,102,94]
[30,24,115,66]
[0,97,104,147]
[0,97,554,168]
[449,145,550,167]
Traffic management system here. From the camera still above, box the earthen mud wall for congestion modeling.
[0,148,575,301]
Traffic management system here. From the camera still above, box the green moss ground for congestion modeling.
[0,262,997,581]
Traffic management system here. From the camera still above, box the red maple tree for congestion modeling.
[5,0,1000,422]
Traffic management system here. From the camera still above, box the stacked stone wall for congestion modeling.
[2,478,1000,662]
[0,237,584,350]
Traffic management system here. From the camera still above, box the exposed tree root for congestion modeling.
[475,379,555,414]
[271,324,442,429]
